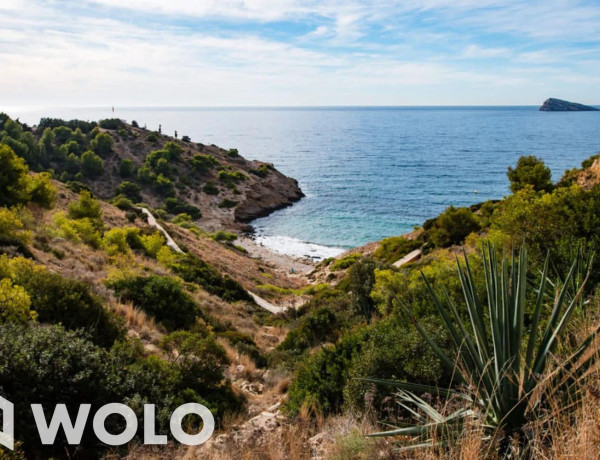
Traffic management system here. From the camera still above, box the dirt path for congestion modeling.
[138,207,291,315]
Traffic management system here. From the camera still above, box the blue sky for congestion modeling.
[1,0,599,106]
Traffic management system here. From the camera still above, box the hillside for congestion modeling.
[3,111,600,459]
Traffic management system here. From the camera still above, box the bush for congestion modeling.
[163,197,201,219]
[218,199,237,208]
[38,118,97,134]
[331,253,361,271]
[169,253,252,303]
[102,228,131,255]
[0,207,31,245]
[0,322,242,457]
[99,118,125,130]
[0,144,31,206]
[203,180,219,195]
[279,307,339,355]
[154,173,175,197]
[140,232,166,257]
[218,170,247,184]
[191,154,219,173]
[119,158,136,177]
[343,318,450,414]
[507,155,553,193]
[227,148,239,157]
[181,135,191,142]
[115,181,142,202]
[108,275,200,330]
[90,132,113,156]
[67,190,102,219]
[147,132,158,143]
[0,278,36,323]
[52,125,72,144]
[250,164,271,177]
[28,173,56,209]
[80,150,104,178]
[285,330,365,416]
[4,258,124,347]
[212,230,237,242]
[373,236,421,264]
[347,257,380,323]
[427,205,480,248]
[137,165,155,183]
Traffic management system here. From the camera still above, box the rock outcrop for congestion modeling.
[539,98,599,111]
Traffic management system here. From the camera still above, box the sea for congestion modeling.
[8,106,600,260]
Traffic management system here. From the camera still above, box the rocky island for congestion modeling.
[539,97,599,111]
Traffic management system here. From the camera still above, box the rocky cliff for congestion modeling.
[539,98,599,111]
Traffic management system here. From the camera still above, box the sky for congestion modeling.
[0,0,599,107]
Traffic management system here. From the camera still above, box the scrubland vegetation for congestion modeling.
[2,111,600,459]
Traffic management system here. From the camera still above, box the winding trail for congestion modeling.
[137,207,289,314]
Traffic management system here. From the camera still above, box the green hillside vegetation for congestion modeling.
[3,110,600,458]
[276,153,600,455]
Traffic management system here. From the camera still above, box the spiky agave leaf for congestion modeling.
[364,243,598,453]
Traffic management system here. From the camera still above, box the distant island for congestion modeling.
[539,97,599,111]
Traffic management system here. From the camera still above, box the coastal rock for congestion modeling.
[234,165,304,222]
[539,98,598,111]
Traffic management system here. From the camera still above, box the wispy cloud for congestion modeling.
[0,0,599,105]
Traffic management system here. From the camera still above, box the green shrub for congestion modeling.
[507,155,553,193]
[373,236,421,264]
[108,275,200,330]
[38,118,97,134]
[0,322,242,457]
[227,148,239,157]
[285,329,366,416]
[0,278,36,323]
[250,164,271,177]
[115,181,142,202]
[212,230,237,242]
[29,172,56,209]
[343,318,449,414]
[218,170,247,185]
[347,257,380,323]
[218,199,237,209]
[4,259,124,347]
[147,132,158,143]
[89,132,114,156]
[163,197,201,219]
[427,205,480,248]
[67,190,102,220]
[99,118,125,130]
[203,180,219,195]
[169,253,252,303]
[279,307,338,355]
[119,158,136,177]
[154,173,175,197]
[181,135,191,142]
[191,154,219,173]
[80,150,104,178]
[331,253,361,271]
[52,125,72,144]
[0,144,32,206]
[137,165,155,183]
[221,330,267,367]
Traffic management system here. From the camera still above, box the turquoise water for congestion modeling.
[11,106,600,257]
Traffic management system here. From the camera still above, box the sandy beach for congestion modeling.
[237,235,316,275]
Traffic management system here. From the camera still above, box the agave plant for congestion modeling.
[365,244,599,454]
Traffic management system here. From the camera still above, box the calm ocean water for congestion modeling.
[10,106,600,259]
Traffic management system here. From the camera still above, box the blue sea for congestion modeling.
[10,106,600,259]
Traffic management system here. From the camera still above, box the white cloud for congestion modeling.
[461,44,510,59]
[0,0,599,106]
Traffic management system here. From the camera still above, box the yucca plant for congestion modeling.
[365,243,600,455]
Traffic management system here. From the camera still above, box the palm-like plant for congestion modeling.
[365,244,599,454]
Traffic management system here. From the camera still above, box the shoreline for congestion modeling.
[237,235,317,275]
